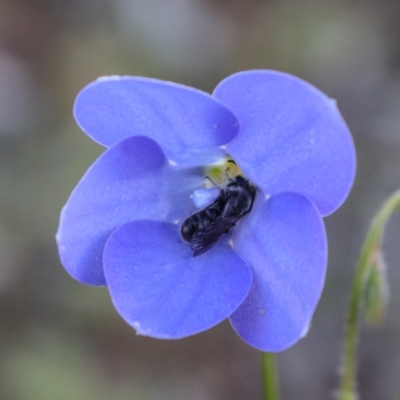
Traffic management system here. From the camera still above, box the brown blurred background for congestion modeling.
[0,0,400,399]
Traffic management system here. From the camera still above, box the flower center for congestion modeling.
[181,157,256,257]
[204,158,246,187]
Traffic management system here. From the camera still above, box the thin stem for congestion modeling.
[339,190,400,400]
[262,352,280,400]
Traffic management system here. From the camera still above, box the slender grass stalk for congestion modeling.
[262,352,280,400]
[339,190,400,400]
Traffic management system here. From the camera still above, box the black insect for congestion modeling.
[180,193,227,243]
[181,175,256,257]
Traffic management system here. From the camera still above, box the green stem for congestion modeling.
[339,190,400,400]
[262,352,280,400]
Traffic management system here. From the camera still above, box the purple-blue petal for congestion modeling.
[213,70,356,216]
[229,192,327,352]
[74,76,238,166]
[103,221,252,339]
[56,136,168,286]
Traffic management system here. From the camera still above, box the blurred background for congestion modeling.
[0,0,399,399]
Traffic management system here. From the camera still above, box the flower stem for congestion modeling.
[262,352,280,400]
[339,190,400,400]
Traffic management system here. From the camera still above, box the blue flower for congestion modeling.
[56,71,356,352]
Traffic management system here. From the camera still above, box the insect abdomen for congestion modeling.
[180,195,226,242]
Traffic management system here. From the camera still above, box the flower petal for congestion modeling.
[103,221,252,339]
[229,192,327,352]
[74,76,238,166]
[56,136,168,286]
[213,70,356,216]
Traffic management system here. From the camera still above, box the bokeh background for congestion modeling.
[0,0,400,399]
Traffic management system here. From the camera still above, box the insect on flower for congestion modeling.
[181,160,256,256]
[57,70,356,352]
